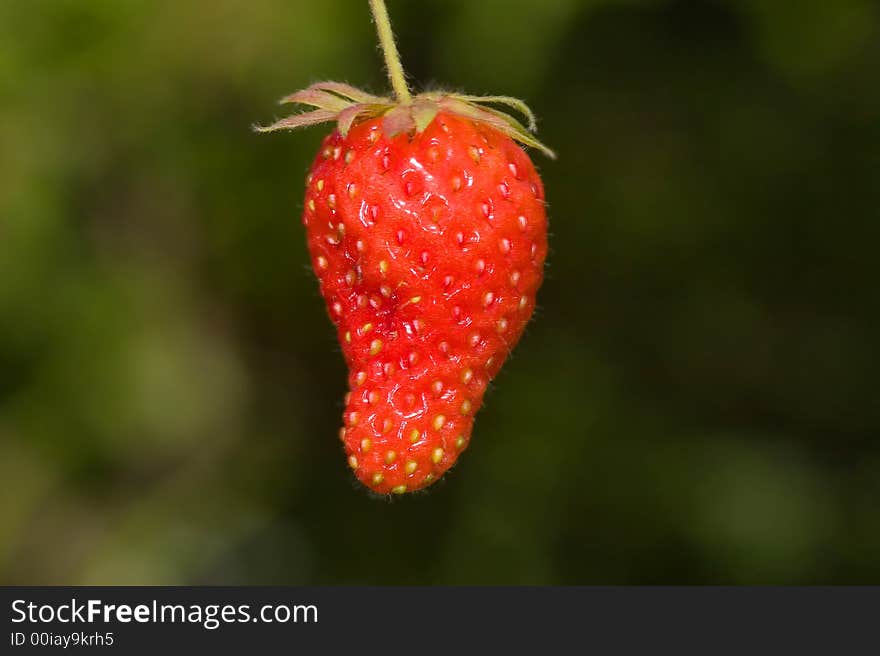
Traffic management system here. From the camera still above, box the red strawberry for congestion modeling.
[258,0,553,494]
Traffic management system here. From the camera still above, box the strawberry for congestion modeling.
[258,0,553,494]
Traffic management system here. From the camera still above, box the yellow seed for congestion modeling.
[370,339,383,355]
[316,179,324,191]
[371,472,384,486]
[460,400,472,415]
[345,331,351,343]
[339,427,346,441]
[379,260,389,274]
[461,368,473,384]
[355,371,367,386]
[348,412,359,426]
[469,146,480,163]
[431,447,444,464]
[382,418,393,433]
[345,150,355,164]
[410,429,421,443]
[385,450,397,464]
[392,485,407,494]
[496,318,508,333]
[433,415,446,430]
[308,199,316,211]
[455,435,466,449]
[348,455,358,469]
[348,183,358,198]
[424,473,435,484]
[362,322,374,334]
[328,194,336,208]
[316,256,327,270]
[405,460,418,474]
[409,296,422,304]
[361,438,372,452]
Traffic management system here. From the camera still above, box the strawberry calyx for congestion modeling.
[255,82,556,160]
[256,0,554,159]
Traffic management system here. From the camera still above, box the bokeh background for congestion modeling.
[2,0,879,584]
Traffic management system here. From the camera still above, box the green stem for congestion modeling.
[368,0,412,104]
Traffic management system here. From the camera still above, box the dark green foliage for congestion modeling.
[1,0,878,583]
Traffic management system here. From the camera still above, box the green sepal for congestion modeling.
[256,81,556,159]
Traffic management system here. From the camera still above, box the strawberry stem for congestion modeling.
[368,0,412,104]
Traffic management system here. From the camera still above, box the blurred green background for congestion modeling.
[2,0,879,584]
